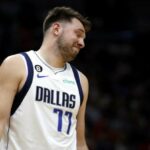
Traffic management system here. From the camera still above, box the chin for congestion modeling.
[67,54,77,62]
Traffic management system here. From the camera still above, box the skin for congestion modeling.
[0,18,89,150]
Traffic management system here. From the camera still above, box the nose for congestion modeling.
[77,39,85,49]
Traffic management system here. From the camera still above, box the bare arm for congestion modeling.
[0,55,25,138]
[77,72,89,150]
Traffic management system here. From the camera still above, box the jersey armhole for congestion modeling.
[11,52,34,115]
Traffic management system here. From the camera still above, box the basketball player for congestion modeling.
[0,6,91,150]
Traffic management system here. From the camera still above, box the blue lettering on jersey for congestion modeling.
[35,86,76,109]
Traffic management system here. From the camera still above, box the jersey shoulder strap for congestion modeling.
[70,64,83,105]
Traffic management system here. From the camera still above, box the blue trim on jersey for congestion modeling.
[71,65,83,106]
[11,52,34,115]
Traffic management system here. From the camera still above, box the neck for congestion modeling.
[37,48,65,68]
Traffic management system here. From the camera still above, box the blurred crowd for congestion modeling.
[0,0,150,149]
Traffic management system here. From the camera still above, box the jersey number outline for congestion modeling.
[53,108,72,134]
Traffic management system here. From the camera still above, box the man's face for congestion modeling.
[57,18,86,62]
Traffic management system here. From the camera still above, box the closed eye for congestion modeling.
[75,29,86,39]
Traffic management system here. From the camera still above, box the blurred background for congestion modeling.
[0,0,150,149]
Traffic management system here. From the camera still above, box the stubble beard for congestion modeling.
[57,34,78,62]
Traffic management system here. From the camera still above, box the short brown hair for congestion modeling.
[43,6,91,34]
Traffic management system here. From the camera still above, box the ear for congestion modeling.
[52,22,61,36]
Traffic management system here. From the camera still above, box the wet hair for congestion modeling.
[43,6,91,34]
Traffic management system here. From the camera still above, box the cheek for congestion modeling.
[64,32,76,40]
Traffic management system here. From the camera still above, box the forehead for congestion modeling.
[64,18,85,33]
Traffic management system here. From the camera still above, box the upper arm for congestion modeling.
[0,54,26,126]
[76,71,89,147]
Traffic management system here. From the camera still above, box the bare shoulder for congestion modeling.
[78,71,89,87]
[1,54,24,67]
[0,54,25,77]
[78,71,89,104]
[1,53,26,70]
[0,54,26,91]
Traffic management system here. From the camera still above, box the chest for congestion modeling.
[28,64,80,111]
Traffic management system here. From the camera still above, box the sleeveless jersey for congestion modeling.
[0,50,83,150]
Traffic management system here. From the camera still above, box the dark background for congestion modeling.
[0,0,150,149]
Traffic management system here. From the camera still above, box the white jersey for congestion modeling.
[0,50,83,150]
